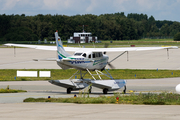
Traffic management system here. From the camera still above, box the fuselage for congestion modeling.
[55,31,109,71]
[57,51,109,71]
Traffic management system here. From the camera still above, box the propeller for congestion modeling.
[104,43,116,69]
[107,62,115,69]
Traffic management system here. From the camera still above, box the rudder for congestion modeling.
[55,31,70,60]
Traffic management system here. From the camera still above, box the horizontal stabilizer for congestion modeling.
[33,58,57,61]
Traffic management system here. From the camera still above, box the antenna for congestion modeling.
[78,42,81,48]
[79,25,88,32]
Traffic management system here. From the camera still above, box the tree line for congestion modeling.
[0,12,180,42]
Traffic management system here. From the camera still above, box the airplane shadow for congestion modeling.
[31,91,129,95]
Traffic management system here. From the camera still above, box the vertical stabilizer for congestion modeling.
[55,31,70,60]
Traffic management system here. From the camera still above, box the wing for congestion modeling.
[4,43,56,51]
[64,46,178,52]
[4,43,178,52]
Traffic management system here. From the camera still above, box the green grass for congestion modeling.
[0,85,27,93]
[0,87,27,93]
[0,69,180,81]
[23,92,180,105]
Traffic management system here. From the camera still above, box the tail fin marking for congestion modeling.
[55,31,70,60]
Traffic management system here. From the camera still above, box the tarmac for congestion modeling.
[0,47,180,120]
[1,103,180,120]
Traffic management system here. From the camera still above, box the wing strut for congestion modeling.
[86,69,96,80]
[167,48,169,59]
[68,69,114,80]
[69,70,79,80]
[127,51,129,61]
[14,46,16,57]
[108,51,127,64]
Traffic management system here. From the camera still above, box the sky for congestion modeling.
[0,0,180,22]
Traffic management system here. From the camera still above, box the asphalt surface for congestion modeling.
[1,47,180,120]
[1,103,180,120]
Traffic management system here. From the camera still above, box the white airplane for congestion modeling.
[5,31,178,94]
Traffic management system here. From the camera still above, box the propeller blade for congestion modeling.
[107,62,115,69]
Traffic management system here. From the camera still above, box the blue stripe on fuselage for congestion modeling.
[69,61,91,64]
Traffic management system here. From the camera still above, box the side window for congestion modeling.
[99,52,103,57]
[88,54,91,58]
[82,53,86,57]
[98,53,101,57]
[95,53,99,57]
[93,53,95,58]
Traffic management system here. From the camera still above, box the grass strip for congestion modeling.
[0,88,27,93]
[1,69,180,81]
[23,92,180,105]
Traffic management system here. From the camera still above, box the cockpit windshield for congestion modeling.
[74,53,82,56]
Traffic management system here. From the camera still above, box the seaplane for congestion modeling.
[5,31,178,94]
